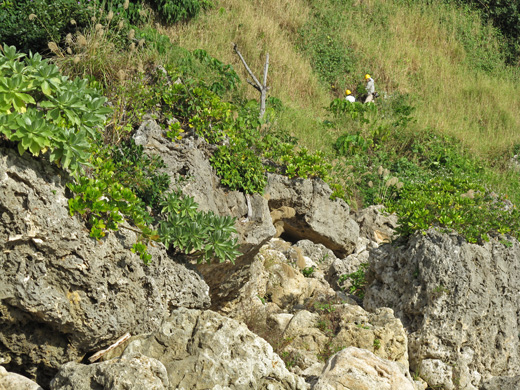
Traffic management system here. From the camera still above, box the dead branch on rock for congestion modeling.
[88,332,131,363]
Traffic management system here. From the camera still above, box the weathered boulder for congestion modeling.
[312,346,415,390]
[50,353,168,390]
[209,239,338,318]
[74,307,310,390]
[331,305,409,368]
[0,147,210,386]
[0,366,43,390]
[364,229,520,390]
[265,173,359,257]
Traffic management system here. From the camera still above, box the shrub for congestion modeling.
[385,176,520,243]
[147,0,212,24]
[210,143,267,194]
[0,0,91,53]
[158,190,241,263]
[0,0,149,54]
[0,45,111,174]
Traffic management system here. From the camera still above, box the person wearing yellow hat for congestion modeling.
[345,89,356,103]
[364,74,375,103]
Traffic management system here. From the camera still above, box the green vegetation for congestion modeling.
[0,45,110,173]
[2,0,520,265]
[339,263,369,300]
[148,0,212,24]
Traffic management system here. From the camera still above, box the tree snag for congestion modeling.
[233,43,270,119]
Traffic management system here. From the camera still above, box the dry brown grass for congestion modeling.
[161,0,329,111]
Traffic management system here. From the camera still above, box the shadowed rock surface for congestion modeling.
[265,173,359,257]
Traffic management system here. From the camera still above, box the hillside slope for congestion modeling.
[164,0,520,159]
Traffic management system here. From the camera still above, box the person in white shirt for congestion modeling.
[345,89,356,103]
[364,74,375,103]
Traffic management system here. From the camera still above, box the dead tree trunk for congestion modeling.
[233,43,270,119]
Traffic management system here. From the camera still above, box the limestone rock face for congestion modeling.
[0,366,43,390]
[0,147,210,386]
[275,304,408,379]
[80,308,310,390]
[50,354,168,390]
[364,230,520,390]
[331,306,408,368]
[265,173,359,257]
[312,347,415,390]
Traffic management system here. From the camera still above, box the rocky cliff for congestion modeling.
[1,128,520,390]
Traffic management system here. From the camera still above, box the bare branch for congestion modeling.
[233,43,270,119]
[262,53,269,87]
[233,44,262,89]
[246,79,261,92]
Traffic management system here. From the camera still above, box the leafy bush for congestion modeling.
[210,144,267,194]
[158,190,241,263]
[0,45,111,174]
[0,0,91,53]
[147,0,212,24]
[0,0,150,54]
[68,145,241,264]
[385,176,520,243]
[110,139,170,210]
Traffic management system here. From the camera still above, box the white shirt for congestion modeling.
[366,78,375,94]
[345,95,356,103]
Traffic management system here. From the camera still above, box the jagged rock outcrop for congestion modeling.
[355,205,398,244]
[0,147,210,387]
[271,304,408,380]
[53,308,309,390]
[265,173,359,257]
[364,229,520,390]
[207,239,338,318]
[312,347,416,390]
[50,353,169,390]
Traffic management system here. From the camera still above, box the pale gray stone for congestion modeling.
[365,229,520,390]
[114,308,309,389]
[0,366,43,390]
[265,173,359,257]
[312,347,415,390]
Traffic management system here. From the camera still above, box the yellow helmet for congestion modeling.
[365,74,371,80]
[345,89,351,95]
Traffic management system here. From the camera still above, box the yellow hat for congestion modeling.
[345,89,351,95]
[365,74,371,80]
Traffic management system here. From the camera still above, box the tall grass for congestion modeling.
[162,0,520,162]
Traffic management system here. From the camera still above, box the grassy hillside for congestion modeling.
[164,0,520,158]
